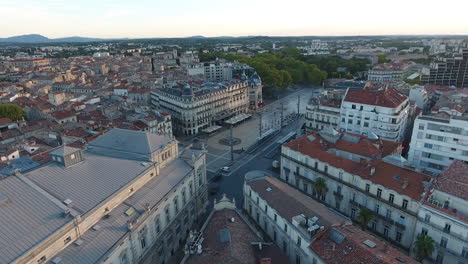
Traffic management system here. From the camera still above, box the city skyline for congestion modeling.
[1,0,468,39]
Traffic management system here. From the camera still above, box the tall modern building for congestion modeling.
[408,115,468,175]
[0,128,208,264]
[340,86,409,142]
[423,49,468,88]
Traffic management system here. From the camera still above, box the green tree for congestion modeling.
[377,54,390,64]
[314,177,328,200]
[415,234,435,261]
[0,104,24,121]
[356,208,375,230]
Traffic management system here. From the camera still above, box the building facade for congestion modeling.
[408,115,468,175]
[413,160,468,264]
[244,175,419,264]
[340,86,409,142]
[152,76,261,136]
[304,98,341,133]
[423,49,468,88]
[279,129,431,250]
[0,128,208,264]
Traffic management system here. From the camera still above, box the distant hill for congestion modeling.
[187,35,206,39]
[0,34,102,43]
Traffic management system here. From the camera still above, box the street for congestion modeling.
[208,117,304,206]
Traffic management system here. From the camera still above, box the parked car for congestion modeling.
[221,166,231,172]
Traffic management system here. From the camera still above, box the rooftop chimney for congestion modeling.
[370,167,376,176]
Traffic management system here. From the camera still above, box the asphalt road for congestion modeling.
[208,117,304,207]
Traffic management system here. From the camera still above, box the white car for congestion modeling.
[221,166,231,172]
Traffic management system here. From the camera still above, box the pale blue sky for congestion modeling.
[1,0,467,38]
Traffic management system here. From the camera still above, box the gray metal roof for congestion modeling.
[0,156,40,176]
[24,152,152,213]
[88,128,173,161]
[0,176,73,264]
[51,203,138,264]
[50,146,81,156]
[52,157,194,264]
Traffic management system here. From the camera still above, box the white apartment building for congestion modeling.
[368,68,404,82]
[152,77,261,136]
[340,86,409,142]
[204,62,233,82]
[244,175,347,264]
[367,62,412,82]
[408,115,468,175]
[244,175,419,264]
[305,98,341,133]
[0,128,208,264]
[279,129,431,250]
[409,85,429,111]
[413,160,468,264]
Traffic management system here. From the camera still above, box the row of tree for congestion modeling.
[0,104,24,121]
[220,52,328,96]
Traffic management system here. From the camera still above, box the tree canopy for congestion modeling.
[221,52,327,96]
[415,234,435,261]
[356,208,375,230]
[0,104,24,121]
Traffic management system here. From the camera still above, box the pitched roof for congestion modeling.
[186,209,290,264]
[435,160,468,200]
[344,87,407,108]
[310,224,418,264]
[88,128,172,162]
[0,176,72,264]
[284,134,429,200]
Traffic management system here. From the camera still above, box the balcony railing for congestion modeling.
[282,154,417,217]
[418,216,468,243]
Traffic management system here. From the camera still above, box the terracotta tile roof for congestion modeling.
[51,110,75,120]
[344,87,407,108]
[284,134,430,200]
[310,224,418,264]
[0,118,12,126]
[186,209,290,264]
[435,160,468,200]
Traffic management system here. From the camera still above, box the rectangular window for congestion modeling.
[386,209,392,220]
[374,204,380,214]
[421,228,428,236]
[389,194,394,204]
[377,188,382,198]
[383,225,389,237]
[396,231,402,243]
[264,205,268,213]
[284,224,288,232]
[462,247,468,259]
[365,184,370,192]
[364,122,369,127]
[274,214,277,222]
[444,223,451,233]
[440,237,448,248]
[424,213,431,223]
[402,199,408,209]
[297,236,301,246]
